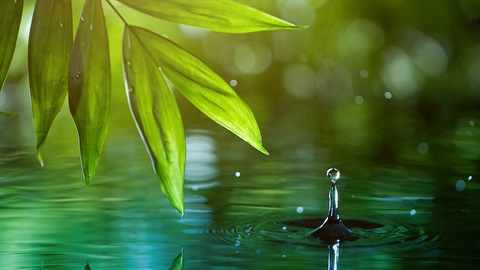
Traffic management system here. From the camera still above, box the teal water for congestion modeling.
[1,114,479,269]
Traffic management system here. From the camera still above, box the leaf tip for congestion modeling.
[36,150,45,167]
[259,146,269,156]
[174,201,185,216]
[296,25,310,30]
[83,172,94,185]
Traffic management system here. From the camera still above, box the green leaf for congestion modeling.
[129,26,268,155]
[118,0,306,33]
[123,26,186,214]
[28,0,73,166]
[0,0,23,91]
[169,249,184,270]
[69,0,111,184]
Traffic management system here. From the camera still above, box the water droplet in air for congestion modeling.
[354,95,364,104]
[326,168,340,183]
[359,69,369,78]
[418,142,429,155]
[456,180,466,192]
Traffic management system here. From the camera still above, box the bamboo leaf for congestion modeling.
[0,0,23,91]
[169,250,184,270]
[123,26,186,214]
[28,0,73,166]
[69,0,111,184]
[129,26,268,155]
[118,0,306,33]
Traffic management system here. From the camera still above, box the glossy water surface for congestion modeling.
[1,118,479,269]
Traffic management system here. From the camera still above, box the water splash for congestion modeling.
[307,168,352,241]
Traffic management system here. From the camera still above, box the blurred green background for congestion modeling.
[1,0,479,164]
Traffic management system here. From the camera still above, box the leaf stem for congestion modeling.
[106,0,128,25]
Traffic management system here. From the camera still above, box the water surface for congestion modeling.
[1,118,479,269]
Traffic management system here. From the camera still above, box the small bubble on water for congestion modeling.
[255,249,262,254]
[230,79,237,87]
[80,17,85,22]
[127,61,131,66]
[410,209,416,216]
[456,180,466,192]
[75,72,81,79]
[89,24,93,31]
[60,23,63,27]
[469,120,475,127]
[282,254,287,258]
[282,226,287,231]
[235,172,241,177]
[384,91,393,99]
[191,185,198,191]
[128,87,134,93]
[296,206,304,214]
[326,168,341,183]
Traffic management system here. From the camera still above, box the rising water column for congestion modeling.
[309,168,352,240]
